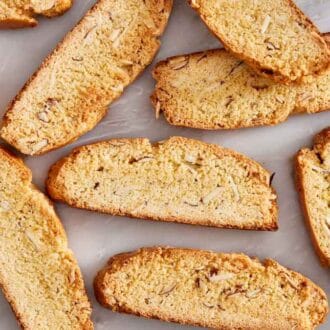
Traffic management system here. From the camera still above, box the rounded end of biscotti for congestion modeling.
[31,0,73,17]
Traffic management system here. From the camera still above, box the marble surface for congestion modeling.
[0,1,329,329]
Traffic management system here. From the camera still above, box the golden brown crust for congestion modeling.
[47,136,278,231]
[0,146,93,329]
[151,32,330,130]
[94,247,328,329]
[187,0,330,84]
[0,0,73,29]
[295,128,330,267]
[0,0,173,155]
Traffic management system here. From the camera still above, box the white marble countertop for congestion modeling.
[0,1,329,329]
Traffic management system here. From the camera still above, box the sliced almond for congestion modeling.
[25,230,40,251]
[198,279,208,294]
[111,66,130,82]
[144,17,156,30]
[38,111,50,123]
[135,156,154,163]
[68,268,76,285]
[280,272,299,290]
[202,302,214,308]
[202,187,223,204]
[261,15,271,34]
[169,57,189,70]
[208,272,235,282]
[275,96,285,104]
[31,139,48,154]
[245,289,261,298]
[181,163,198,175]
[298,93,313,102]
[110,28,122,42]
[84,25,97,41]
[184,201,199,207]
[120,59,134,66]
[0,200,10,211]
[159,282,177,295]
[72,56,84,62]
[228,176,240,202]
[185,154,197,164]
[155,101,161,119]
[322,218,330,236]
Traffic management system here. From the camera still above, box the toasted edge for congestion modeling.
[187,0,330,84]
[46,137,278,231]
[94,246,328,329]
[0,146,93,329]
[295,128,330,267]
[0,0,173,154]
[0,0,73,29]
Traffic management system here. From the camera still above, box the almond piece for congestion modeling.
[159,282,177,295]
[31,139,48,154]
[38,112,50,123]
[261,15,271,34]
[208,272,235,282]
[0,201,10,211]
[202,187,223,204]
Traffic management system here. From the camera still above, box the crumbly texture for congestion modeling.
[0,0,172,155]
[47,136,278,230]
[94,247,328,330]
[0,0,72,28]
[0,147,93,329]
[151,35,330,130]
[296,128,330,267]
[188,0,329,83]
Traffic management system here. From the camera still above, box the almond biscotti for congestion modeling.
[94,247,328,330]
[188,0,329,83]
[0,0,72,28]
[296,128,330,267]
[0,146,93,329]
[151,36,330,130]
[47,136,278,230]
[0,0,172,155]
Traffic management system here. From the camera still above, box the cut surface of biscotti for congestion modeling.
[0,0,72,28]
[296,128,330,267]
[47,136,277,230]
[151,40,330,130]
[94,247,328,330]
[0,147,93,329]
[0,0,172,155]
[188,0,330,83]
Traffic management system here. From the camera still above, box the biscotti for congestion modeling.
[188,0,329,83]
[296,128,330,267]
[0,146,93,329]
[151,35,330,130]
[47,136,278,230]
[0,0,172,155]
[94,247,328,330]
[0,0,72,28]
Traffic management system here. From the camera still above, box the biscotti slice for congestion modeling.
[0,146,93,329]
[47,136,278,230]
[0,0,172,155]
[0,0,73,28]
[94,247,328,330]
[188,0,329,83]
[296,128,330,267]
[151,43,330,130]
